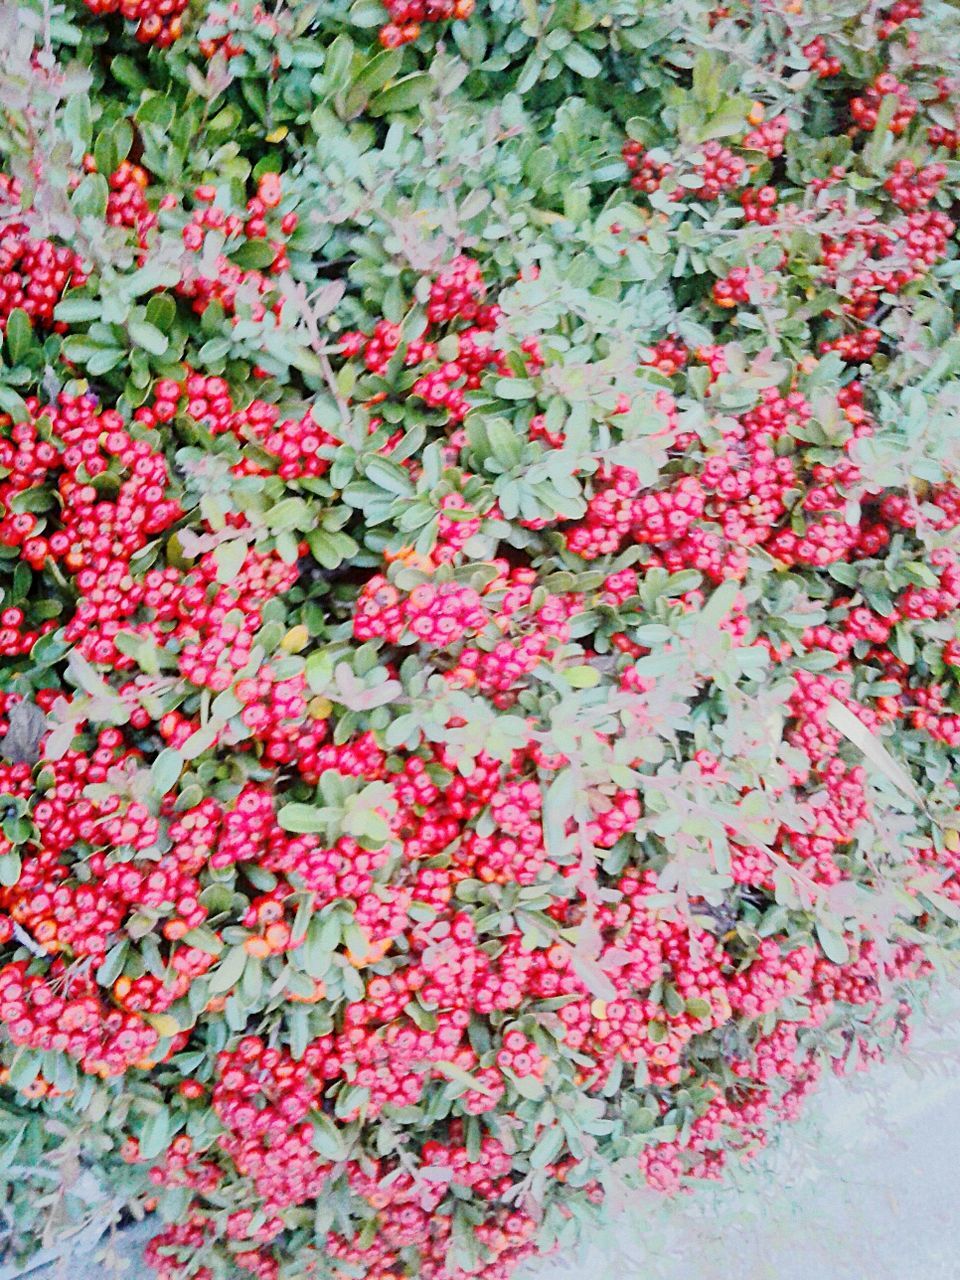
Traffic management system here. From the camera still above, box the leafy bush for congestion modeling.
[0,0,960,1277]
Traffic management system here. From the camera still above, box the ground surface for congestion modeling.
[534,1023,960,1280]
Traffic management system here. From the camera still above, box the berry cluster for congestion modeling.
[2,4,960,1280]
[0,958,161,1077]
[377,0,474,48]
[173,176,297,323]
[82,0,189,44]
[0,178,87,331]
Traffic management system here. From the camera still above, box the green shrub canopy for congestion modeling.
[0,1,960,1277]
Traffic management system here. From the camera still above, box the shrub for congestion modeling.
[0,0,959,1277]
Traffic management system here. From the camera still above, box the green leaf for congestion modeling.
[865,95,899,169]
[530,1125,565,1169]
[921,890,960,925]
[325,33,355,92]
[180,722,219,760]
[564,664,600,689]
[230,239,278,270]
[685,997,711,1019]
[434,1060,497,1098]
[278,802,329,833]
[70,173,108,219]
[265,497,311,532]
[214,537,248,585]
[87,348,125,375]
[182,925,223,955]
[93,129,119,179]
[151,748,184,796]
[307,529,347,571]
[509,1071,546,1100]
[127,261,182,296]
[111,55,148,92]
[701,98,753,142]
[303,912,339,977]
[5,310,33,365]
[0,851,21,887]
[349,0,384,26]
[368,73,433,116]
[96,941,129,987]
[145,293,177,333]
[516,52,545,96]
[493,378,535,401]
[0,386,29,423]
[364,457,413,496]
[542,775,573,859]
[699,579,740,631]
[347,48,403,106]
[55,297,104,324]
[8,1051,40,1091]
[560,42,602,78]
[485,418,524,468]
[815,920,849,965]
[208,945,247,995]
[63,94,93,154]
[288,1008,309,1059]
[825,698,921,805]
[129,320,169,357]
[139,1107,172,1160]
[310,1111,347,1160]
[342,805,390,845]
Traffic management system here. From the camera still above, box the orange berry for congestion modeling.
[264,922,290,951]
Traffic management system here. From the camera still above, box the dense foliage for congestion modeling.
[1,0,960,1276]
